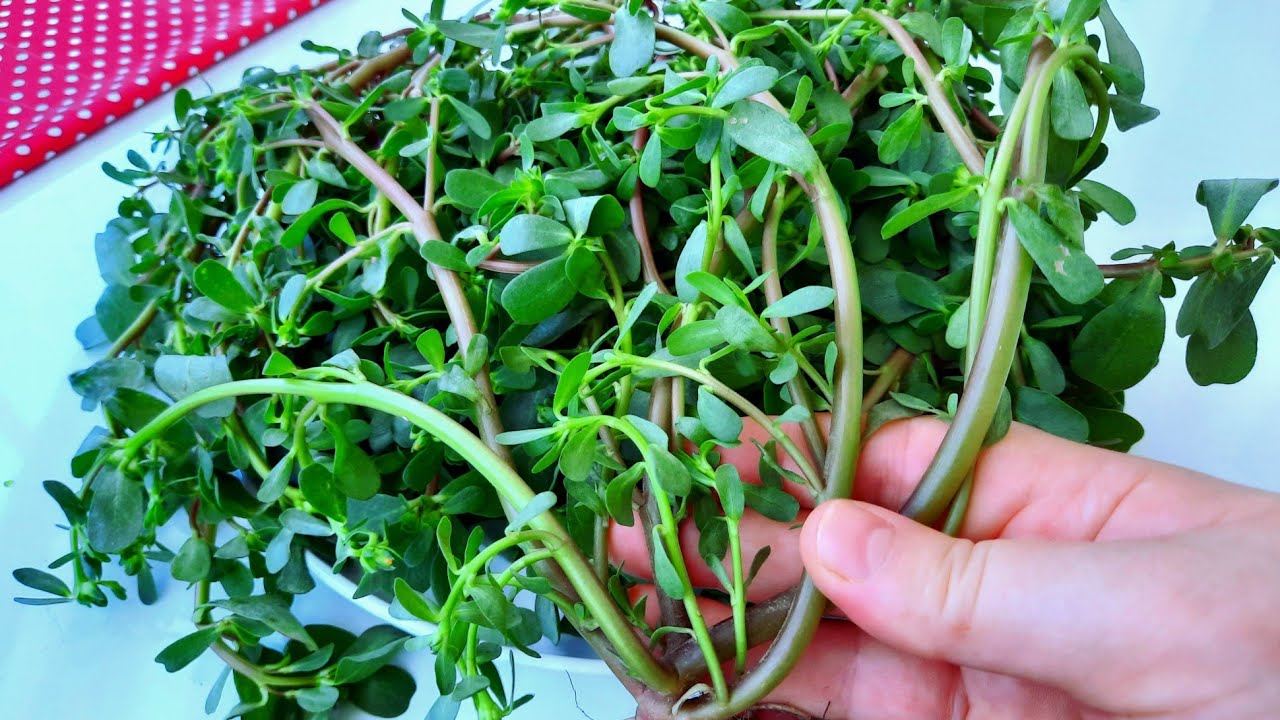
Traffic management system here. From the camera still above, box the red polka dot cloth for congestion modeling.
[0,0,332,188]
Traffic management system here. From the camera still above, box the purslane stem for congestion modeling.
[900,45,1081,525]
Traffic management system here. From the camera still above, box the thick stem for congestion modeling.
[343,43,414,92]
[860,9,985,175]
[899,46,1077,524]
[305,103,510,463]
[117,378,679,694]
[668,587,797,682]
[631,128,671,293]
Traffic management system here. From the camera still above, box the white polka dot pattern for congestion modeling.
[0,0,331,187]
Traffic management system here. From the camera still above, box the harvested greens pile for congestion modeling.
[15,0,1278,718]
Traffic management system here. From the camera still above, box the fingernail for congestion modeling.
[815,503,893,582]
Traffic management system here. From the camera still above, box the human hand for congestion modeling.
[611,417,1280,719]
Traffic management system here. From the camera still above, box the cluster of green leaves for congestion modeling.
[15,0,1278,718]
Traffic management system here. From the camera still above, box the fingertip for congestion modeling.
[802,500,896,585]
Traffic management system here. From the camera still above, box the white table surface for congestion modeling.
[1,2,1277,718]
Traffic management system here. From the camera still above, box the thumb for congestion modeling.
[800,499,1142,692]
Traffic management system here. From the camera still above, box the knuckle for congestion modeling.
[927,539,993,651]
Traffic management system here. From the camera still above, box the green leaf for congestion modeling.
[153,355,234,418]
[1195,178,1278,239]
[1057,0,1101,37]
[427,695,461,720]
[716,304,780,352]
[742,483,800,523]
[507,491,558,532]
[610,6,655,78]
[444,169,506,210]
[333,626,409,684]
[1076,180,1136,225]
[525,112,581,142]
[394,577,439,622]
[295,686,339,713]
[555,352,592,413]
[281,178,319,215]
[351,665,415,718]
[1022,335,1067,395]
[1109,94,1160,131]
[1008,200,1103,304]
[1050,67,1093,140]
[1177,257,1272,348]
[984,387,1014,447]
[881,186,971,238]
[1071,274,1165,390]
[1187,311,1257,386]
[416,328,445,369]
[436,20,499,48]
[171,537,211,583]
[726,101,818,177]
[155,626,221,672]
[306,157,349,189]
[606,467,643,525]
[420,239,470,272]
[256,455,294,505]
[563,195,625,237]
[945,298,969,350]
[650,448,692,497]
[300,464,346,521]
[69,358,146,410]
[1099,1,1144,99]
[698,387,742,443]
[895,273,947,312]
[700,1,750,35]
[721,216,756,275]
[620,283,659,339]
[499,214,574,255]
[1082,407,1145,451]
[280,508,333,536]
[668,320,724,355]
[332,422,381,500]
[685,271,738,307]
[193,260,258,313]
[279,199,364,249]
[86,466,145,553]
[713,465,745,520]
[761,286,836,319]
[210,594,316,648]
[940,16,973,67]
[205,665,230,714]
[12,568,71,597]
[877,103,923,165]
[383,96,429,122]
[444,95,492,139]
[651,530,686,599]
[712,65,779,109]
[1014,387,1088,442]
[495,427,558,445]
[502,255,576,324]
[639,131,663,187]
